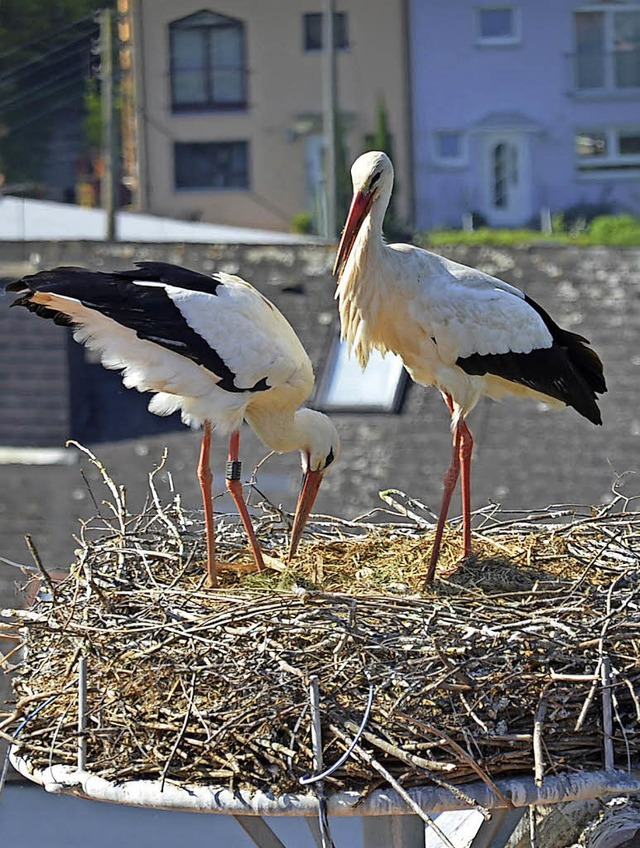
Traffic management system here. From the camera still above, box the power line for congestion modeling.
[0,14,94,64]
[1,78,83,119]
[0,60,89,113]
[0,28,97,87]
[5,90,84,134]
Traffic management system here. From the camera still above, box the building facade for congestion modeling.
[410,0,640,229]
[120,0,412,234]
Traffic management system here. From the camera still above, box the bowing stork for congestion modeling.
[334,151,606,584]
[7,262,340,588]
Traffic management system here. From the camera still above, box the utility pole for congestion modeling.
[100,8,117,241]
[322,0,337,240]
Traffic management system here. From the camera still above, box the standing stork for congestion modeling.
[334,151,606,584]
[7,262,340,587]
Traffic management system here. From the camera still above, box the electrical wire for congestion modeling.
[0,14,94,66]
[6,90,85,133]
[299,679,375,785]
[0,29,97,87]
[0,694,60,799]
[0,61,90,114]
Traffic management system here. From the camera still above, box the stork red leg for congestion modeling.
[424,420,462,586]
[424,395,475,586]
[459,419,474,558]
[197,420,217,588]
[225,431,265,572]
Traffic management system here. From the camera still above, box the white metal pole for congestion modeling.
[322,0,337,240]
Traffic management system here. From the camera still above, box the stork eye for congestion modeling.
[370,172,381,189]
[323,447,335,469]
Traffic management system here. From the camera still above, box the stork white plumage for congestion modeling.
[7,262,340,588]
[334,151,606,585]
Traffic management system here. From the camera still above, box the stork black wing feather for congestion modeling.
[456,294,606,425]
[6,264,268,394]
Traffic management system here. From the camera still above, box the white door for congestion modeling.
[481,132,532,226]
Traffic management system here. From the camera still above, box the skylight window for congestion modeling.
[315,336,407,412]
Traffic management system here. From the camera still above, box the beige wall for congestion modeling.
[134,0,411,232]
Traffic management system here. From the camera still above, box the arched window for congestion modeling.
[170,11,246,111]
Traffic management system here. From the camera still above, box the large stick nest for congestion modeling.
[2,447,640,803]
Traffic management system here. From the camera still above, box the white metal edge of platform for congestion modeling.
[9,749,640,818]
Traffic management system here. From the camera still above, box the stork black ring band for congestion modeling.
[226,460,242,481]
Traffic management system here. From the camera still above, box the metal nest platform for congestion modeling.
[2,447,640,846]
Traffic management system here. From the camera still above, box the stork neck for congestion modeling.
[343,190,393,295]
[362,192,390,264]
[245,405,305,454]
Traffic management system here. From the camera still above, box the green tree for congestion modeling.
[83,76,102,149]
[0,0,112,189]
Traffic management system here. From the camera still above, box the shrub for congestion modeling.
[559,202,614,232]
[422,227,558,247]
[587,214,640,247]
[419,215,640,247]
[290,211,314,235]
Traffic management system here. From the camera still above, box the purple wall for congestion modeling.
[410,0,640,229]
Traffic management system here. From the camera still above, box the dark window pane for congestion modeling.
[303,11,349,51]
[614,11,640,88]
[437,131,462,159]
[619,132,640,155]
[171,29,207,104]
[493,143,507,207]
[174,142,249,189]
[575,11,605,89]
[334,12,349,48]
[479,8,514,39]
[303,13,322,50]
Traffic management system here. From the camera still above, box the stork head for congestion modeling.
[288,409,341,561]
[333,150,394,278]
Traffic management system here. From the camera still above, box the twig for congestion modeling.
[306,676,335,848]
[378,489,435,527]
[23,535,57,602]
[160,671,197,790]
[77,655,87,770]
[331,725,458,848]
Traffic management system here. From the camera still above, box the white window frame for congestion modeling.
[314,336,408,413]
[433,130,469,168]
[575,126,640,178]
[475,6,521,46]
[573,4,640,94]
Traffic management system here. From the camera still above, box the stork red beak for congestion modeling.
[333,189,374,278]
[288,468,323,561]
